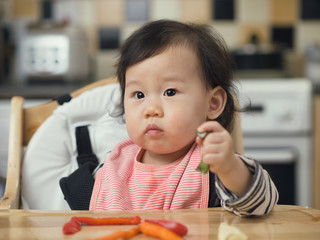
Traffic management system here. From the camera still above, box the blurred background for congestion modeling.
[0,0,319,86]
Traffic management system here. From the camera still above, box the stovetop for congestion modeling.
[236,78,313,134]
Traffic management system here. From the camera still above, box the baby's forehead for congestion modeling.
[163,44,205,79]
[152,44,201,68]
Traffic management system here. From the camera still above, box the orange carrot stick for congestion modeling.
[89,226,140,240]
[140,221,183,240]
[125,226,141,238]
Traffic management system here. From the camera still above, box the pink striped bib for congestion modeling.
[90,139,209,211]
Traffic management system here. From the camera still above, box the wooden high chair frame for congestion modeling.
[0,78,243,209]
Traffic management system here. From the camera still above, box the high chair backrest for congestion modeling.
[0,78,117,209]
[0,78,243,209]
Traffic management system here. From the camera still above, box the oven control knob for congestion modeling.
[276,109,294,122]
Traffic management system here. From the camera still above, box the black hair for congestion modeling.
[115,19,237,132]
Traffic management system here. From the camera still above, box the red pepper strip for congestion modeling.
[62,216,141,235]
[62,217,81,235]
[145,219,188,237]
[74,216,141,226]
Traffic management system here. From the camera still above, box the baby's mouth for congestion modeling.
[146,124,163,137]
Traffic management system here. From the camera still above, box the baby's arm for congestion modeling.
[196,121,253,197]
[197,121,278,216]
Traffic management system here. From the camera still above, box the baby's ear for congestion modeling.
[207,86,227,120]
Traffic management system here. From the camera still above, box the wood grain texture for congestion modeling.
[0,205,319,239]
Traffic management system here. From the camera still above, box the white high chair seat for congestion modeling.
[21,83,128,210]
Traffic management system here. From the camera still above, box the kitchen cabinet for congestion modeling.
[313,96,320,209]
[0,100,12,179]
[0,100,10,197]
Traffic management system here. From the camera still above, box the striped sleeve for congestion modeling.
[215,154,279,217]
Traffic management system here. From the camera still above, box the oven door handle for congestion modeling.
[244,148,296,164]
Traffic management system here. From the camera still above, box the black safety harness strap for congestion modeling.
[75,126,98,166]
[53,94,72,105]
[59,125,98,210]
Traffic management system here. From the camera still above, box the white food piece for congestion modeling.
[218,222,248,240]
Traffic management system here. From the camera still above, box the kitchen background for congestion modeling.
[0,0,320,208]
[0,0,320,84]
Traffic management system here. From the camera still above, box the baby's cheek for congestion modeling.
[168,118,197,139]
[125,117,140,140]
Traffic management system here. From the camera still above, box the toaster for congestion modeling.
[17,22,89,83]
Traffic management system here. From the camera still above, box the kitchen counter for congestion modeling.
[0,205,320,239]
[0,83,87,99]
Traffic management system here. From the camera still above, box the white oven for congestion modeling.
[237,78,313,207]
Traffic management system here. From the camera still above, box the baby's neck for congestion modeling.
[140,143,194,166]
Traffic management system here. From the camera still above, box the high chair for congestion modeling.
[0,77,243,209]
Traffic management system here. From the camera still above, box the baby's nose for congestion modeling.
[144,106,164,118]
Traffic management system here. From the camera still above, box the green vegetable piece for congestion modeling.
[196,130,211,139]
[195,130,212,173]
[196,161,210,173]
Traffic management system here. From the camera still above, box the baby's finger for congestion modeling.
[195,129,213,146]
[197,121,224,135]
[202,141,224,155]
[203,131,226,145]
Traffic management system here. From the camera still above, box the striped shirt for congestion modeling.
[90,139,278,216]
[214,155,279,216]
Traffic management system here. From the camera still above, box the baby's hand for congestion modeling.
[196,121,236,175]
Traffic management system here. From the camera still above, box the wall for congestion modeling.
[1,0,320,81]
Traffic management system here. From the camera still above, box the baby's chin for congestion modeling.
[148,142,195,156]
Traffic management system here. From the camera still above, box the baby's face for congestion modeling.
[124,46,213,162]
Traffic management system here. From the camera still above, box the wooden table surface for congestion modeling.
[0,205,319,239]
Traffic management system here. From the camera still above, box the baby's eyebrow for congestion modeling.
[161,75,186,84]
[125,74,187,90]
[125,79,141,88]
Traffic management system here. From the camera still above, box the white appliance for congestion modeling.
[17,22,89,83]
[237,78,313,207]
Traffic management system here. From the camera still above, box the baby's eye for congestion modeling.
[134,91,145,99]
[164,88,176,97]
